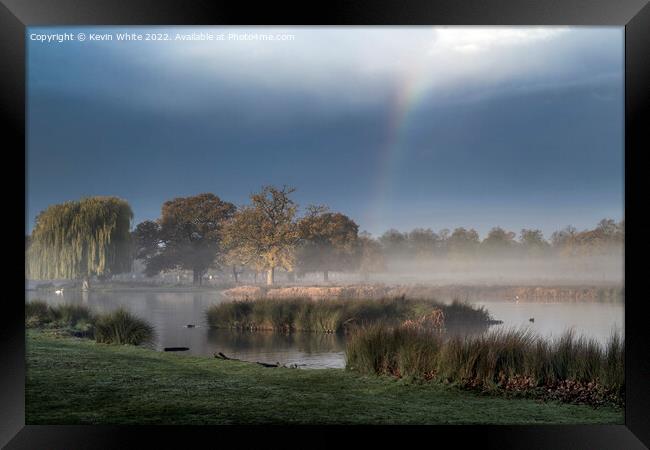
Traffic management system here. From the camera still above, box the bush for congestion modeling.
[93,308,155,346]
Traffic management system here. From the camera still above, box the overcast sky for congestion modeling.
[27,26,624,238]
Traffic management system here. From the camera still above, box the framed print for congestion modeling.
[2,0,649,448]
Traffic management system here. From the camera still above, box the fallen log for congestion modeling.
[256,361,280,368]
[215,352,287,368]
[214,352,240,361]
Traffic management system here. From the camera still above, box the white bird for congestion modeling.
[55,288,64,295]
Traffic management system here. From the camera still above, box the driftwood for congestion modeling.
[215,352,300,369]
[164,347,189,352]
[256,361,281,368]
[214,352,239,360]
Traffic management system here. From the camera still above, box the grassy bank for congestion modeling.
[26,330,622,425]
[346,326,624,407]
[26,300,154,345]
[205,297,494,333]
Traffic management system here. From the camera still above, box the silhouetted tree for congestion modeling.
[407,228,439,259]
[379,229,409,258]
[297,205,359,281]
[357,231,385,281]
[481,227,517,256]
[135,193,236,285]
[447,227,480,257]
[519,229,550,256]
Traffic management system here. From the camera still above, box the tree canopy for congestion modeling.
[27,196,133,283]
[223,185,300,285]
[297,206,359,281]
[133,193,236,284]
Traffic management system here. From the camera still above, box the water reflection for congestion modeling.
[26,289,623,369]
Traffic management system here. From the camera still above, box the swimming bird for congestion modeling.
[55,288,64,295]
[529,318,535,323]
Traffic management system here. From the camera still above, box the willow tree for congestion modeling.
[27,197,134,290]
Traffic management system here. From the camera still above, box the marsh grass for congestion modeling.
[25,300,93,331]
[205,297,492,333]
[346,325,624,406]
[94,308,155,346]
[25,300,52,327]
[25,300,154,346]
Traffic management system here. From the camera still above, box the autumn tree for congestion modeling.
[223,185,300,285]
[222,222,266,284]
[134,193,236,285]
[296,205,359,281]
[26,196,133,290]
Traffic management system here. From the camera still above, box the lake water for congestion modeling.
[25,289,624,369]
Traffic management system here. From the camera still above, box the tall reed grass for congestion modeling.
[346,325,624,405]
[25,300,93,330]
[93,308,155,346]
[205,297,493,333]
[25,300,155,346]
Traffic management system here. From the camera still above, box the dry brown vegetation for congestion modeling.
[222,284,623,302]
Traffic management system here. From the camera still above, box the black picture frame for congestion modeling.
[2,0,648,448]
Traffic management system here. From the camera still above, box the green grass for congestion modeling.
[26,330,622,425]
[205,297,492,333]
[346,326,624,406]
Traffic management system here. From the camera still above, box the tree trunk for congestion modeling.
[193,270,201,286]
[323,270,329,282]
[232,266,239,283]
[266,267,274,285]
[254,272,258,283]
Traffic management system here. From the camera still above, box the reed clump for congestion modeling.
[25,300,154,346]
[345,326,624,407]
[93,308,155,346]
[205,297,493,333]
[25,300,93,333]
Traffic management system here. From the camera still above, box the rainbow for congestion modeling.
[368,67,436,233]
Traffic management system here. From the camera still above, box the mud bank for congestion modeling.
[222,284,623,302]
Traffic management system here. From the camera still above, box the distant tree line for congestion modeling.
[26,188,624,287]
[375,219,624,261]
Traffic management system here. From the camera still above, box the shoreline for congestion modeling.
[26,330,623,425]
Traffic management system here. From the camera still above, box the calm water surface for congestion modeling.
[26,289,623,369]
